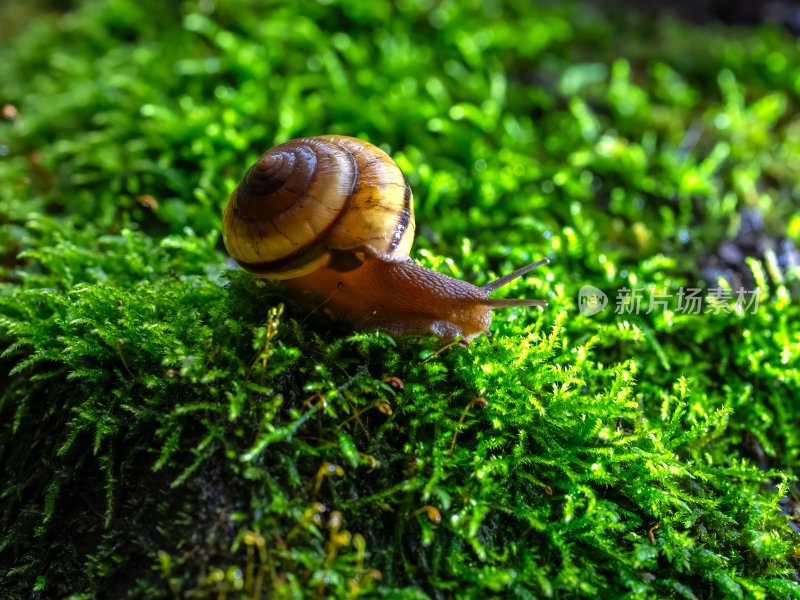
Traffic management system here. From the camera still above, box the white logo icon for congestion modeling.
[578,285,608,316]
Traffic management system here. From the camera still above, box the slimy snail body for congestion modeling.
[222,135,547,340]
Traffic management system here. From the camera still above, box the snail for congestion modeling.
[222,135,548,341]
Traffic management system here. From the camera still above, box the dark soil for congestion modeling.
[701,208,800,291]
[594,0,800,32]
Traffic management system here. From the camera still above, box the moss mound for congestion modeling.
[1,0,799,597]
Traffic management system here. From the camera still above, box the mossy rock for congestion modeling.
[1,0,799,598]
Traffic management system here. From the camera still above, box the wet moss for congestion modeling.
[1,0,799,597]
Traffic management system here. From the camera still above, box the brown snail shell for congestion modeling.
[223,135,414,279]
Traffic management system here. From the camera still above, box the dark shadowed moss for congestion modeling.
[1,0,799,598]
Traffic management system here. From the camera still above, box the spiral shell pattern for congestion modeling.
[223,135,415,279]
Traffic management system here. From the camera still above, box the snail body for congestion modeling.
[223,135,547,340]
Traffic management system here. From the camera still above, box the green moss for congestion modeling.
[1,0,799,598]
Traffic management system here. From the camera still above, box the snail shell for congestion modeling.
[223,135,547,340]
[223,135,414,279]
